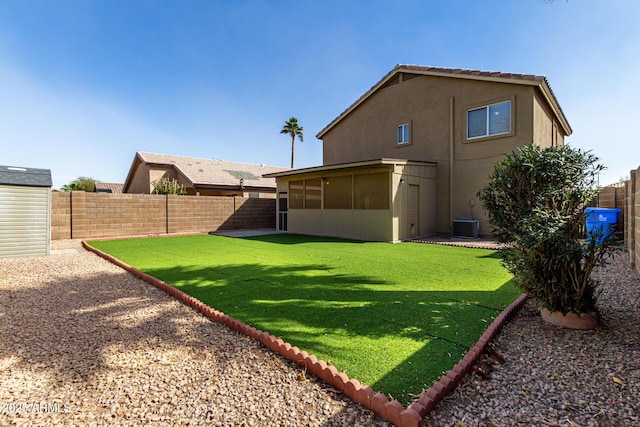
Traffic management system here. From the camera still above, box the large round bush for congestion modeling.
[478,143,617,315]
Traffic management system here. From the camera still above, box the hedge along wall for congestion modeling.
[51,191,276,240]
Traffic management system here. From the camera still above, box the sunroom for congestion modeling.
[263,159,436,242]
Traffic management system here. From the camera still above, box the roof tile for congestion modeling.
[95,182,124,193]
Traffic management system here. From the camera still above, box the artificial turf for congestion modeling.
[90,233,518,403]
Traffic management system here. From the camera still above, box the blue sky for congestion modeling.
[1,0,638,189]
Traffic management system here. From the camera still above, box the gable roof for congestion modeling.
[94,182,124,193]
[0,165,52,187]
[123,152,289,193]
[316,64,572,139]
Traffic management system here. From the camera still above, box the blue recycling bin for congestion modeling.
[584,207,621,244]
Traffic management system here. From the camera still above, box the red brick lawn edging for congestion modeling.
[82,240,528,427]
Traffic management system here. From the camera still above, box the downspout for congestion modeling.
[449,96,454,230]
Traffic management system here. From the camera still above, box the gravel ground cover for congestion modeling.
[425,250,640,426]
[0,240,390,427]
[1,240,638,426]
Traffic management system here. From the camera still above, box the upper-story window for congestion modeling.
[397,123,410,145]
[467,100,511,140]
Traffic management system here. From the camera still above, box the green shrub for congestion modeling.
[61,176,96,192]
[151,177,186,195]
[478,143,617,315]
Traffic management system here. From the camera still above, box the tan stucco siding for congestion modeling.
[452,155,507,236]
[149,167,178,191]
[533,93,554,148]
[323,75,448,165]
[127,164,178,194]
[322,76,536,165]
[126,163,152,193]
[322,75,540,235]
[533,91,567,148]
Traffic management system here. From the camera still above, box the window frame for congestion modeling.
[397,123,410,145]
[466,100,512,141]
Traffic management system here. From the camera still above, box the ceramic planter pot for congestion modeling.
[540,307,598,330]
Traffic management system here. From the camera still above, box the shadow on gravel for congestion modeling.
[0,270,228,386]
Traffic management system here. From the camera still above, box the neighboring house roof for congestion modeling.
[94,182,124,193]
[317,64,572,139]
[263,158,436,178]
[0,165,52,187]
[123,152,289,193]
[603,181,626,188]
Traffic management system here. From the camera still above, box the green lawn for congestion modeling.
[90,234,518,403]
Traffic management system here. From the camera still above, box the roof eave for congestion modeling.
[263,158,436,179]
[539,80,573,136]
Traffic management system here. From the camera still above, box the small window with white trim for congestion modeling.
[397,123,410,145]
[467,100,511,140]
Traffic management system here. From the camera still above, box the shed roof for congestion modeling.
[317,64,572,139]
[0,165,52,187]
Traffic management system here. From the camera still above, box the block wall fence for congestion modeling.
[625,168,640,276]
[51,191,275,240]
[598,184,626,238]
[596,177,640,276]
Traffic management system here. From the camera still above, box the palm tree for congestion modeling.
[61,176,97,192]
[280,117,304,168]
[61,182,81,192]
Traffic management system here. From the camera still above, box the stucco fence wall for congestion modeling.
[51,191,275,240]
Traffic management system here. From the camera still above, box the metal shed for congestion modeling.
[0,165,52,259]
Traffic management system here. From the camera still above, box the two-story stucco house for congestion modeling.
[264,65,572,242]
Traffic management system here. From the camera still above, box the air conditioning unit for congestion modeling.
[452,219,480,240]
